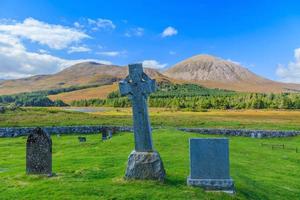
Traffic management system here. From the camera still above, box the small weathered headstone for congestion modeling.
[26,127,52,176]
[102,129,108,141]
[108,129,113,138]
[0,106,5,113]
[78,136,86,142]
[187,138,234,193]
[119,63,165,181]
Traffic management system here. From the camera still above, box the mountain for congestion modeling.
[0,62,171,95]
[1,55,300,96]
[164,54,300,93]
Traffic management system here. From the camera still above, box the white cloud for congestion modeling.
[142,60,167,69]
[226,59,241,65]
[38,49,49,54]
[169,51,176,55]
[276,48,300,83]
[125,27,144,37]
[88,18,116,30]
[0,32,110,79]
[0,18,90,50]
[73,21,83,29]
[68,46,91,54]
[97,51,125,57]
[161,26,178,37]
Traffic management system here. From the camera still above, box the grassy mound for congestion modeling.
[1,129,300,199]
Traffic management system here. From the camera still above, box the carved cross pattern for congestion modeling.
[118,63,156,152]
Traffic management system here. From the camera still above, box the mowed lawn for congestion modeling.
[0,129,300,199]
[1,107,300,130]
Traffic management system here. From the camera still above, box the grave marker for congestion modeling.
[119,63,165,181]
[187,138,234,193]
[78,137,86,142]
[26,128,52,176]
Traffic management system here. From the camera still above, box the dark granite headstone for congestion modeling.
[26,128,52,176]
[187,138,234,193]
[78,137,86,142]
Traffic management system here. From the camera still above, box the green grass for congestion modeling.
[1,107,300,130]
[1,129,300,199]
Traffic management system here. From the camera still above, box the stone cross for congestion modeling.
[120,64,165,181]
[119,63,156,152]
[26,127,52,176]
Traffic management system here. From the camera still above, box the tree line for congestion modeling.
[70,83,300,110]
[0,84,102,107]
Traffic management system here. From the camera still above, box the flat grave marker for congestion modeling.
[187,138,234,193]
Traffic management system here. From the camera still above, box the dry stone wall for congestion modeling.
[0,126,133,138]
[178,128,300,138]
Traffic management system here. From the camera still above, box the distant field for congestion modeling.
[1,107,300,130]
[48,84,118,104]
[1,129,300,199]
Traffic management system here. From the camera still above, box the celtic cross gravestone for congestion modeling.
[119,63,165,181]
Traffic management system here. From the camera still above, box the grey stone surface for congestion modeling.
[0,125,133,138]
[119,63,156,152]
[0,106,5,113]
[26,128,52,176]
[120,63,165,181]
[187,138,234,192]
[125,150,165,181]
[102,131,108,140]
[179,128,300,138]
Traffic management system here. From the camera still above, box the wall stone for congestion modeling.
[178,128,300,138]
[1,126,299,138]
[0,125,133,138]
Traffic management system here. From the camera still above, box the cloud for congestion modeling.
[73,21,84,29]
[142,60,167,69]
[0,18,90,50]
[68,46,91,54]
[276,48,300,83]
[97,51,126,57]
[0,32,110,79]
[38,49,49,54]
[161,26,178,37]
[87,18,116,31]
[169,51,176,55]
[125,27,144,37]
[226,59,241,65]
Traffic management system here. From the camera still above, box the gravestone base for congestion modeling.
[125,150,165,181]
[187,177,235,193]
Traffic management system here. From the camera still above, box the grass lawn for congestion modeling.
[0,129,300,199]
[1,107,300,130]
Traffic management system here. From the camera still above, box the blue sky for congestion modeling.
[0,0,300,82]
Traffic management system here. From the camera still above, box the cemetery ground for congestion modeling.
[1,107,300,199]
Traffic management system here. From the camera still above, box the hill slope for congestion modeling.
[0,62,171,95]
[164,55,300,93]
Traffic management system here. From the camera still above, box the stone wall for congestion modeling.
[178,128,300,138]
[0,125,133,138]
[1,126,299,138]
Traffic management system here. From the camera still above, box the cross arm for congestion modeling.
[119,76,132,96]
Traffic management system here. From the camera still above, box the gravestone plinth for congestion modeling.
[125,150,165,181]
[187,138,234,193]
[119,63,165,181]
[26,128,52,176]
